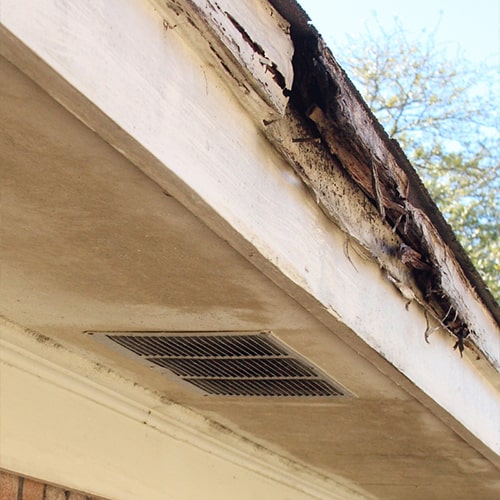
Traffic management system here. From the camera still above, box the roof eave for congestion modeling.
[267,0,499,370]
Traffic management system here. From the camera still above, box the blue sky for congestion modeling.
[298,0,500,66]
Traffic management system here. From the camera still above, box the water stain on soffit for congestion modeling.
[0,56,277,323]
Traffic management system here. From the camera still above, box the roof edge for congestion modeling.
[268,0,499,365]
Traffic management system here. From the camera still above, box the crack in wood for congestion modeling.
[282,27,487,355]
[224,10,290,95]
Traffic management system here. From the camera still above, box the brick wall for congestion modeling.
[0,470,103,500]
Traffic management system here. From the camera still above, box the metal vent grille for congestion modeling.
[89,332,345,397]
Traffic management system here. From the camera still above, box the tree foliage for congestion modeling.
[338,22,500,301]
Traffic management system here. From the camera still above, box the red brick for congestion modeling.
[21,478,45,500]
[0,471,19,500]
[1,472,102,500]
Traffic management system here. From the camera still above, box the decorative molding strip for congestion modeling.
[0,317,370,500]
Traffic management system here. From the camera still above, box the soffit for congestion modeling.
[1,55,499,499]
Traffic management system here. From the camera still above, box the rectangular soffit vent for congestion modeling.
[86,331,346,397]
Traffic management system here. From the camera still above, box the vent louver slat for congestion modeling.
[147,357,317,378]
[94,332,345,397]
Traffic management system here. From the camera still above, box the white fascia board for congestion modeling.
[0,318,367,500]
[181,0,293,115]
[0,0,499,459]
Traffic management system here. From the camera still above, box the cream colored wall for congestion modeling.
[0,318,365,500]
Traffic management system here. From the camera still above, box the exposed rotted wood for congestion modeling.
[398,244,431,272]
[369,158,386,220]
[263,107,424,305]
[292,37,408,223]
[263,106,469,352]
[282,30,499,365]
[388,135,500,326]
[157,0,294,120]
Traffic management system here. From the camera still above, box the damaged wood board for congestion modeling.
[153,0,498,371]
[275,31,499,370]
[155,0,293,119]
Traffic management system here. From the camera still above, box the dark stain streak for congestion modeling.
[224,11,290,95]
[186,16,197,29]
[166,0,184,17]
[370,158,385,220]
[225,11,266,56]
[208,43,249,93]
[292,137,321,144]
[264,62,290,95]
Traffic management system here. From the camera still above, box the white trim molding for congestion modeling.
[0,317,372,500]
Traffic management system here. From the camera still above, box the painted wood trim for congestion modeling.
[152,0,293,118]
